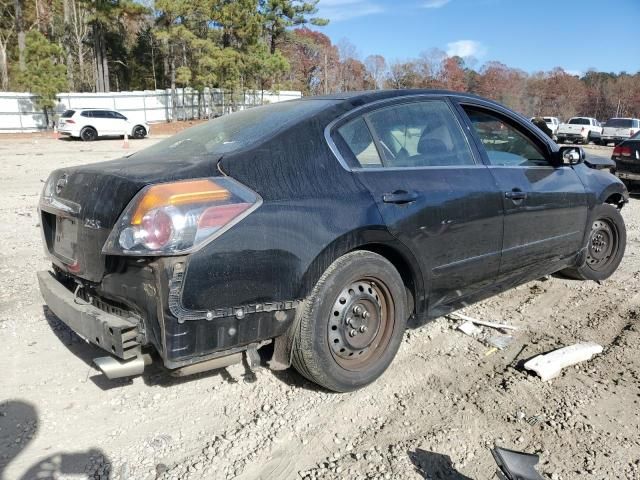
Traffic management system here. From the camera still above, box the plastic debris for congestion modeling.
[524,342,603,381]
[487,335,515,350]
[457,321,482,336]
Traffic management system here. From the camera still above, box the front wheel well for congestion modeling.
[352,244,419,317]
[604,193,625,209]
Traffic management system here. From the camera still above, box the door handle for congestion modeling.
[382,190,420,204]
[504,189,527,201]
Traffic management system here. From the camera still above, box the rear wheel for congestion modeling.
[291,251,408,392]
[80,126,97,142]
[132,125,147,139]
[562,204,626,281]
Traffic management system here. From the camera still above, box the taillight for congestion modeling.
[66,119,75,124]
[102,177,261,255]
[581,127,585,133]
[613,145,632,157]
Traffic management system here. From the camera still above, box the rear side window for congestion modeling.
[607,118,633,128]
[61,110,75,118]
[338,100,475,169]
[337,118,382,168]
[80,111,92,117]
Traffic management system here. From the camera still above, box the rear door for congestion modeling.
[456,101,588,280]
[332,97,504,312]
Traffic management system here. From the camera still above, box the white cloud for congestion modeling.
[422,0,451,8]
[565,69,583,77]
[318,0,384,21]
[446,40,487,58]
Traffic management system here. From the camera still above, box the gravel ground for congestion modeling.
[0,137,638,480]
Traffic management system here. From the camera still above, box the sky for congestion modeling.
[315,0,640,75]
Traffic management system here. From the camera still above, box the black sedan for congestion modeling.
[612,130,640,192]
[38,90,628,392]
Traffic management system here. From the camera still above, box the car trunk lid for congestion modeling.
[40,151,221,282]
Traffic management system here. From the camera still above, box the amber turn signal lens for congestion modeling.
[131,179,230,225]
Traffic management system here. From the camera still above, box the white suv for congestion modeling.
[58,109,150,141]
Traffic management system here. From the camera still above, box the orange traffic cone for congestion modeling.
[122,132,129,149]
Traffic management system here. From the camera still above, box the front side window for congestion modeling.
[463,107,549,167]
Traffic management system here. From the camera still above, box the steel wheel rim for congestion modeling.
[327,277,395,371]
[586,219,618,271]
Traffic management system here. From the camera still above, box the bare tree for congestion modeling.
[364,54,386,89]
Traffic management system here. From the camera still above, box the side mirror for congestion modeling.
[557,146,585,166]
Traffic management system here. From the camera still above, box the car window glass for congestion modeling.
[607,118,633,128]
[61,110,75,118]
[113,112,127,120]
[568,118,589,125]
[90,111,105,118]
[463,107,549,167]
[337,117,382,168]
[80,111,91,117]
[365,100,475,168]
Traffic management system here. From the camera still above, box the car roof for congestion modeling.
[300,88,503,108]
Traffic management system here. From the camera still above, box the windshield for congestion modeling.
[133,99,334,161]
[568,118,590,125]
[606,118,633,128]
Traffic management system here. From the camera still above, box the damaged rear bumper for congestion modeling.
[37,270,142,360]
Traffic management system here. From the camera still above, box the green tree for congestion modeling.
[16,31,67,128]
[260,0,328,54]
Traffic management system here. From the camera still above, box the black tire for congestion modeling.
[584,133,591,145]
[80,126,97,142]
[132,125,147,139]
[291,251,408,392]
[562,203,626,281]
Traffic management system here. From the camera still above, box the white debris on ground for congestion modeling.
[1,138,639,480]
[524,343,604,381]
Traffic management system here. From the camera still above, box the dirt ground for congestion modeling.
[0,137,638,480]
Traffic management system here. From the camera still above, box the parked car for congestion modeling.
[38,90,628,392]
[601,117,640,145]
[556,117,602,144]
[57,108,150,141]
[530,116,560,136]
[612,130,640,190]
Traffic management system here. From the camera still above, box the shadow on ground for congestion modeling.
[0,400,110,480]
[408,448,473,480]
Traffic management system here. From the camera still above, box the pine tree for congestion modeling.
[16,31,67,128]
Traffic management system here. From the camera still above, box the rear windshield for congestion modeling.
[606,118,633,128]
[543,117,554,123]
[61,110,75,118]
[133,100,334,160]
[568,118,590,125]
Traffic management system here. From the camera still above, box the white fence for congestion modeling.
[0,89,303,132]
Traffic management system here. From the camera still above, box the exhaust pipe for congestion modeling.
[94,354,152,379]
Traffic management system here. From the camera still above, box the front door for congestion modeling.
[458,104,588,280]
[333,98,504,313]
